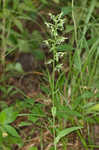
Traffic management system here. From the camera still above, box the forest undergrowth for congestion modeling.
[0,0,99,150]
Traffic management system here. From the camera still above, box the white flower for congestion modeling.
[2,132,8,137]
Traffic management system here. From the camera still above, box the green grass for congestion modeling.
[0,0,99,150]
[43,0,99,149]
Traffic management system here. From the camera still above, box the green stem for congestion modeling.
[72,0,78,47]
[53,114,56,150]
[52,48,56,150]
[77,130,89,150]
[1,0,6,71]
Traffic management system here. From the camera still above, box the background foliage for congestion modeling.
[0,0,99,150]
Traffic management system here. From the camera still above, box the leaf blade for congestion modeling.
[55,126,83,144]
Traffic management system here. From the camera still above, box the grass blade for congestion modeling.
[54,126,83,144]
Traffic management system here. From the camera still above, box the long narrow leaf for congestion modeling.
[55,126,83,144]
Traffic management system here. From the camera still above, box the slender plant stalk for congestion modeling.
[52,53,55,105]
[80,0,96,50]
[53,114,56,150]
[77,130,89,150]
[45,13,66,150]
[1,0,6,71]
[52,55,56,150]
[72,0,78,47]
